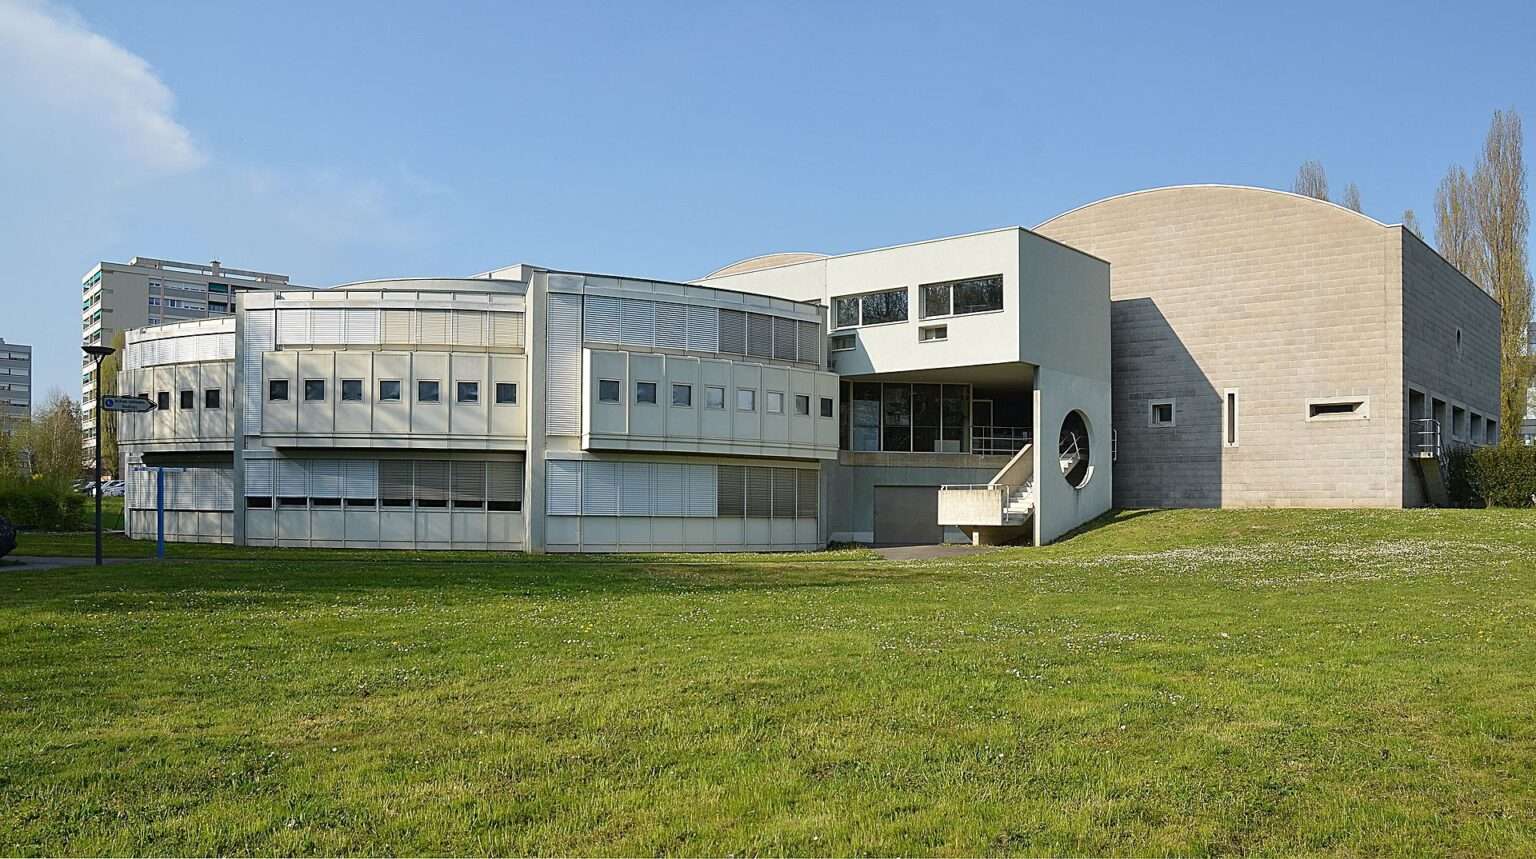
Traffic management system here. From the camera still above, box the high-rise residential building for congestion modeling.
[0,338,31,426]
[80,257,294,461]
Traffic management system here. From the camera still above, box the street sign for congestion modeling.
[102,396,156,413]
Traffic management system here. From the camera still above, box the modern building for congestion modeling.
[80,257,294,462]
[0,338,31,426]
[1034,185,1500,508]
[115,232,1113,551]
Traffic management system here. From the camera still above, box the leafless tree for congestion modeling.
[1471,110,1533,441]
[1402,209,1422,238]
[1435,165,1484,287]
[14,391,83,486]
[1293,161,1330,200]
[1342,183,1363,213]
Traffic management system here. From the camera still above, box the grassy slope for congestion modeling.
[2,508,1534,855]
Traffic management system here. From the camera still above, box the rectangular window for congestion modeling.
[267,381,288,402]
[304,380,325,401]
[922,275,1004,318]
[737,388,756,412]
[833,288,908,328]
[341,379,364,402]
[833,296,861,329]
[1307,398,1369,421]
[1224,389,1239,447]
[495,382,517,405]
[635,381,658,404]
[919,324,948,342]
[598,379,621,403]
[204,388,221,409]
[379,380,401,402]
[706,385,726,409]
[1149,399,1175,427]
[457,381,479,404]
[417,380,440,403]
[179,390,194,410]
[767,391,784,414]
[829,332,856,352]
[672,383,692,407]
[820,396,834,419]
[794,394,811,416]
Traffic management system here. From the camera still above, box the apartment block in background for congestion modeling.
[0,338,31,426]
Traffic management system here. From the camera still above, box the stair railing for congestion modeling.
[1409,418,1442,459]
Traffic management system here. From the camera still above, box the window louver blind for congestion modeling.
[746,467,773,517]
[491,312,524,348]
[451,461,485,506]
[244,459,274,496]
[454,310,485,346]
[487,462,523,505]
[581,461,619,515]
[687,464,717,517]
[277,460,308,497]
[583,295,621,342]
[345,309,379,344]
[380,460,413,501]
[277,309,308,345]
[382,309,413,343]
[772,468,796,518]
[545,294,583,435]
[654,303,688,350]
[418,310,449,344]
[414,460,450,502]
[796,469,818,518]
[773,317,797,361]
[620,462,652,515]
[653,463,684,515]
[545,460,581,514]
[717,465,745,517]
[344,460,378,498]
[718,309,746,354]
[687,305,718,352]
[797,321,820,366]
[242,311,274,435]
[310,308,344,343]
[308,460,343,498]
[620,299,655,347]
[746,313,773,358]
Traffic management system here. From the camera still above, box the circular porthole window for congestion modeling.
[1059,410,1092,489]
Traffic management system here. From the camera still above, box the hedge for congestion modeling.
[0,482,86,530]
[1443,444,1536,508]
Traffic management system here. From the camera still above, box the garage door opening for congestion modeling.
[873,485,943,547]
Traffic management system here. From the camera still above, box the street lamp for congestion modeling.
[82,344,115,567]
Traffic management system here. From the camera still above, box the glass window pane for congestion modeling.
[942,384,971,452]
[672,383,692,407]
[635,381,657,404]
[794,394,810,416]
[304,380,325,401]
[417,380,439,403]
[834,296,860,328]
[952,275,1003,315]
[457,381,479,403]
[861,289,908,325]
[379,380,401,401]
[921,283,951,318]
[882,384,911,427]
[598,379,621,402]
[767,391,783,413]
[851,382,881,451]
[341,379,364,401]
[267,380,287,402]
[706,386,726,409]
[737,388,756,411]
[495,382,517,404]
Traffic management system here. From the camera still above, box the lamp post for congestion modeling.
[82,344,115,567]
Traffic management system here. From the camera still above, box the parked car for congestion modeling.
[102,480,126,497]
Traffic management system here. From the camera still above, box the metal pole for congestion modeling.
[93,356,102,567]
[156,466,165,560]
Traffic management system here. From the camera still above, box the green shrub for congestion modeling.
[1468,444,1536,508]
[1443,444,1482,507]
[0,481,86,530]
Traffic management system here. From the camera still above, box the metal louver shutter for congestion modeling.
[491,312,524,348]
[796,469,818,518]
[773,317,797,361]
[454,310,486,346]
[581,461,618,515]
[277,308,309,345]
[382,309,413,343]
[310,308,344,343]
[718,309,746,354]
[242,310,274,436]
[277,459,308,497]
[244,459,274,497]
[308,460,343,498]
[415,460,450,503]
[213,469,235,509]
[380,460,413,502]
[687,464,717,517]
[451,461,485,507]
[418,310,449,344]
[797,321,820,365]
[747,314,774,358]
[653,463,684,515]
[216,332,236,359]
[619,462,652,515]
[746,467,772,517]
[620,299,655,347]
[344,460,378,499]
[545,460,580,515]
[545,294,582,435]
[654,303,688,350]
[772,468,796,518]
[584,295,620,343]
[488,462,523,507]
[717,465,745,517]
[345,309,379,344]
[687,305,717,352]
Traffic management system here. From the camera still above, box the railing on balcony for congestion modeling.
[972,426,1032,456]
[1409,418,1442,459]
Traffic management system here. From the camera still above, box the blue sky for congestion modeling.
[2,0,1533,398]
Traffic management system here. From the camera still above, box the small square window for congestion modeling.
[794,394,811,416]
[737,388,756,412]
[417,380,440,403]
[379,380,401,402]
[179,389,194,410]
[672,383,692,407]
[598,379,621,403]
[457,381,479,404]
[1150,400,1175,427]
[829,333,856,352]
[706,386,726,409]
[820,397,834,418]
[267,381,287,402]
[304,380,325,401]
[636,381,658,404]
[495,382,517,404]
[204,388,221,409]
[766,391,784,414]
[919,324,948,342]
[341,379,364,402]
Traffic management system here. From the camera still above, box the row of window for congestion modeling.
[832,274,1004,329]
[140,389,222,410]
[545,460,818,519]
[268,378,518,406]
[580,297,822,366]
[245,459,523,511]
[596,379,833,417]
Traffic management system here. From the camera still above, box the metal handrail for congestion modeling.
[973,426,1032,456]
[1409,418,1442,459]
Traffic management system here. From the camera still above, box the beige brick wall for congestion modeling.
[1038,186,1405,508]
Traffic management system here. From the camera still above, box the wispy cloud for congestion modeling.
[0,0,204,174]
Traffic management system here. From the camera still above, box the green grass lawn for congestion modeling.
[3,508,1535,855]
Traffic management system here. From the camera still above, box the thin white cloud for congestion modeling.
[0,0,204,173]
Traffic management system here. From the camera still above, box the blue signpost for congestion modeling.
[156,466,165,560]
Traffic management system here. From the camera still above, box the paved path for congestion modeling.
[3,555,137,572]
[872,544,999,561]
